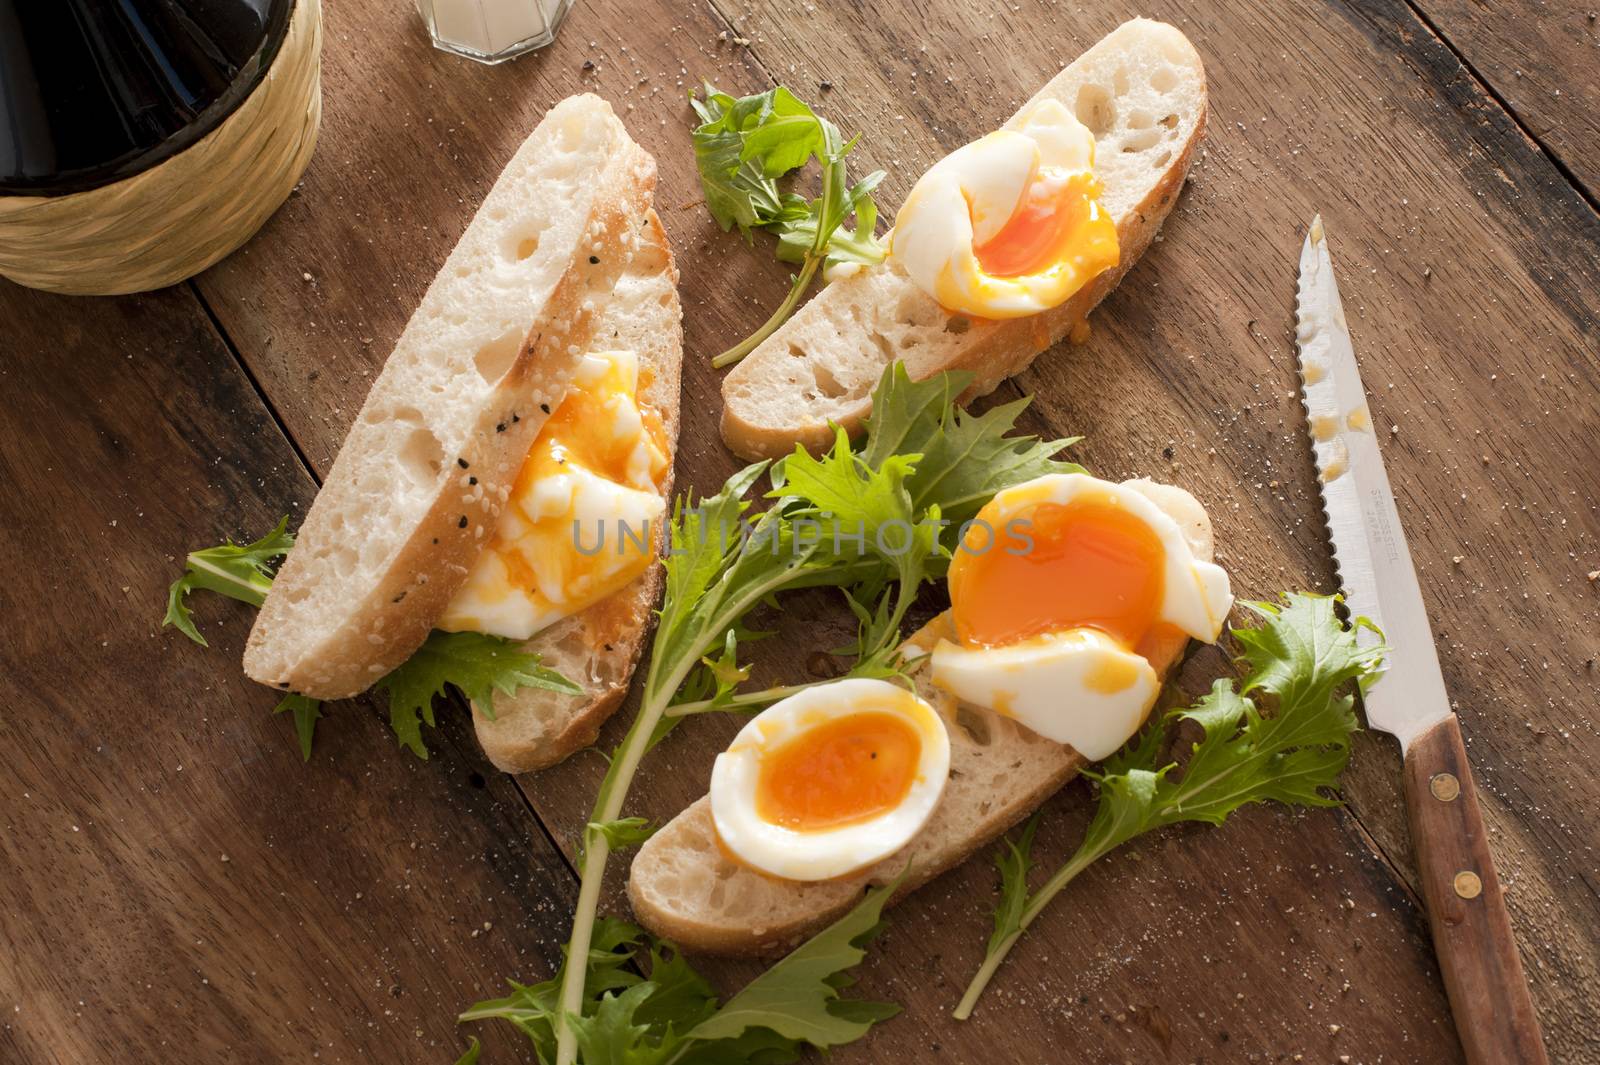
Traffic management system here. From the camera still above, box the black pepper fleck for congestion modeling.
[819,79,833,91]
[511,413,520,423]
[540,402,551,414]
[589,255,600,264]
[582,58,595,71]
[458,516,469,528]
[496,422,506,432]
[1162,445,1175,460]
[457,458,469,469]
[468,476,478,485]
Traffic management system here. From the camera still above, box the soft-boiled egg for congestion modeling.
[931,473,1232,759]
[889,98,1119,319]
[710,678,950,881]
[438,349,669,641]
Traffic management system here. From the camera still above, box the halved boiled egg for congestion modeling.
[438,348,669,641]
[889,98,1119,319]
[710,678,950,881]
[931,473,1232,759]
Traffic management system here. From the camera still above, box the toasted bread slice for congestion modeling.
[627,479,1216,956]
[470,210,683,773]
[720,19,1207,460]
[246,95,656,699]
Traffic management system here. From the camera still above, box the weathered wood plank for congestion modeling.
[0,285,577,1064]
[1411,0,1600,199]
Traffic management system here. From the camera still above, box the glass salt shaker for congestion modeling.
[417,0,575,64]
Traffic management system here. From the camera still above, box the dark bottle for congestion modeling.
[0,0,295,196]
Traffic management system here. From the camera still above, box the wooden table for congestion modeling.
[3,2,1596,1062]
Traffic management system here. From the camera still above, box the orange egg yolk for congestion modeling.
[973,171,1118,280]
[949,496,1167,649]
[481,359,669,589]
[755,712,922,833]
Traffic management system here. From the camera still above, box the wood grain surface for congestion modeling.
[3,0,1596,1063]
[1410,0,1600,198]
[0,285,579,1065]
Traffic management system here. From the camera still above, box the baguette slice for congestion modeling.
[470,210,683,773]
[720,19,1207,461]
[628,479,1217,956]
[246,95,656,699]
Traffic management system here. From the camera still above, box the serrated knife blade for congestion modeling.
[1294,214,1450,752]
[1294,216,1547,1065]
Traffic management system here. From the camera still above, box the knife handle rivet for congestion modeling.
[1429,773,1461,802]
[1453,871,1483,900]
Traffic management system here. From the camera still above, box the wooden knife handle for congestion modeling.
[1403,715,1547,1065]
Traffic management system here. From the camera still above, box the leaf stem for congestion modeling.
[185,552,275,607]
[665,681,816,718]
[552,564,807,1065]
[711,253,823,369]
[952,841,1109,1020]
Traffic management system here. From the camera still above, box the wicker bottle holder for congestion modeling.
[0,0,323,297]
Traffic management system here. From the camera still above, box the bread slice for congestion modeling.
[719,19,1207,461]
[470,210,683,773]
[627,479,1217,956]
[245,95,657,700]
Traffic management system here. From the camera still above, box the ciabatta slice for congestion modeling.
[470,210,683,773]
[246,95,656,699]
[627,479,1216,956]
[720,19,1207,460]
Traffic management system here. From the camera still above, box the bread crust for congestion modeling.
[719,20,1208,461]
[471,210,683,773]
[627,480,1216,956]
[245,97,657,699]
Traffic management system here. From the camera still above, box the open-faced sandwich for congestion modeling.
[720,18,1207,459]
[243,94,683,772]
[629,471,1233,953]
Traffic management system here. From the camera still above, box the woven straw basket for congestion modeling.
[0,0,323,296]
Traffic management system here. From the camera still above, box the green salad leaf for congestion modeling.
[378,630,582,759]
[163,527,579,761]
[954,592,1386,1018]
[984,812,1040,959]
[272,693,323,763]
[689,84,887,368]
[163,516,294,646]
[461,882,900,1065]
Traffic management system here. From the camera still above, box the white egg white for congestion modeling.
[889,98,1103,318]
[930,629,1157,760]
[709,679,950,882]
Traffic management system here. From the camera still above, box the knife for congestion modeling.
[1294,215,1548,1065]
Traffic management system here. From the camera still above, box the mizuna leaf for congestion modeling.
[162,515,294,646]
[685,874,902,1049]
[959,592,1386,1017]
[272,693,323,762]
[377,630,581,759]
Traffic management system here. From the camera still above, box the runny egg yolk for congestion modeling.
[519,362,668,498]
[949,496,1167,650]
[438,350,669,642]
[972,171,1116,281]
[754,712,922,833]
[482,357,667,589]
